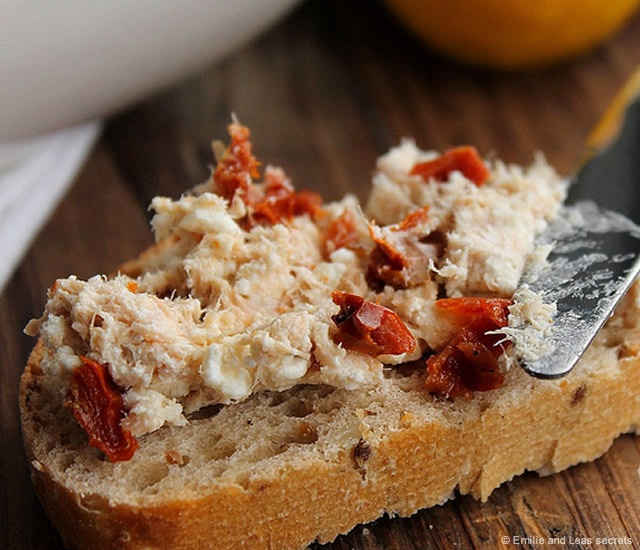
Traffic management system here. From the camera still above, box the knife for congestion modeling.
[517,69,640,378]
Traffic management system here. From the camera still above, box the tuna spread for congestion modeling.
[25,123,567,453]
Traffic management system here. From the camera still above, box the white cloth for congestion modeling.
[0,121,101,291]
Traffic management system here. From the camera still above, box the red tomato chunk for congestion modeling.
[213,123,323,229]
[411,146,489,186]
[331,291,416,357]
[66,356,139,462]
[425,297,512,399]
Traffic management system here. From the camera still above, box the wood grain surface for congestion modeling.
[3,1,640,548]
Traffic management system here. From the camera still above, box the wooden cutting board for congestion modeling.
[3,1,640,548]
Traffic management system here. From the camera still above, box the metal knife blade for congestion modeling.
[518,72,640,378]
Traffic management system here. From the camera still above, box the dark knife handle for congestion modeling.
[569,95,640,224]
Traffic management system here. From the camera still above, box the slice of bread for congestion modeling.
[19,127,640,549]
[20,280,640,549]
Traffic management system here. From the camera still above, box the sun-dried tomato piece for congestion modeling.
[366,207,437,290]
[425,328,505,400]
[293,189,324,220]
[250,168,297,226]
[248,168,324,228]
[435,297,512,350]
[395,206,430,231]
[331,291,416,357]
[66,356,139,462]
[367,245,408,290]
[424,297,512,399]
[213,127,323,229]
[322,210,362,259]
[411,146,489,186]
[213,122,261,204]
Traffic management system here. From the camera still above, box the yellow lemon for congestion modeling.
[383,0,640,70]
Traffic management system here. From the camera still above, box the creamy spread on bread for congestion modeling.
[25,124,567,441]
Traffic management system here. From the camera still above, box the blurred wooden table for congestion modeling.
[3,1,640,548]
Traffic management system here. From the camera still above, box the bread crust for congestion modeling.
[20,289,640,549]
[17,140,640,548]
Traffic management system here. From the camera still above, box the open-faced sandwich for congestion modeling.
[20,121,640,549]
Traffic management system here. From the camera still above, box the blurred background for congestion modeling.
[3,1,640,548]
[2,0,640,290]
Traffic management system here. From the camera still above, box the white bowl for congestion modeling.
[0,0,300,142]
